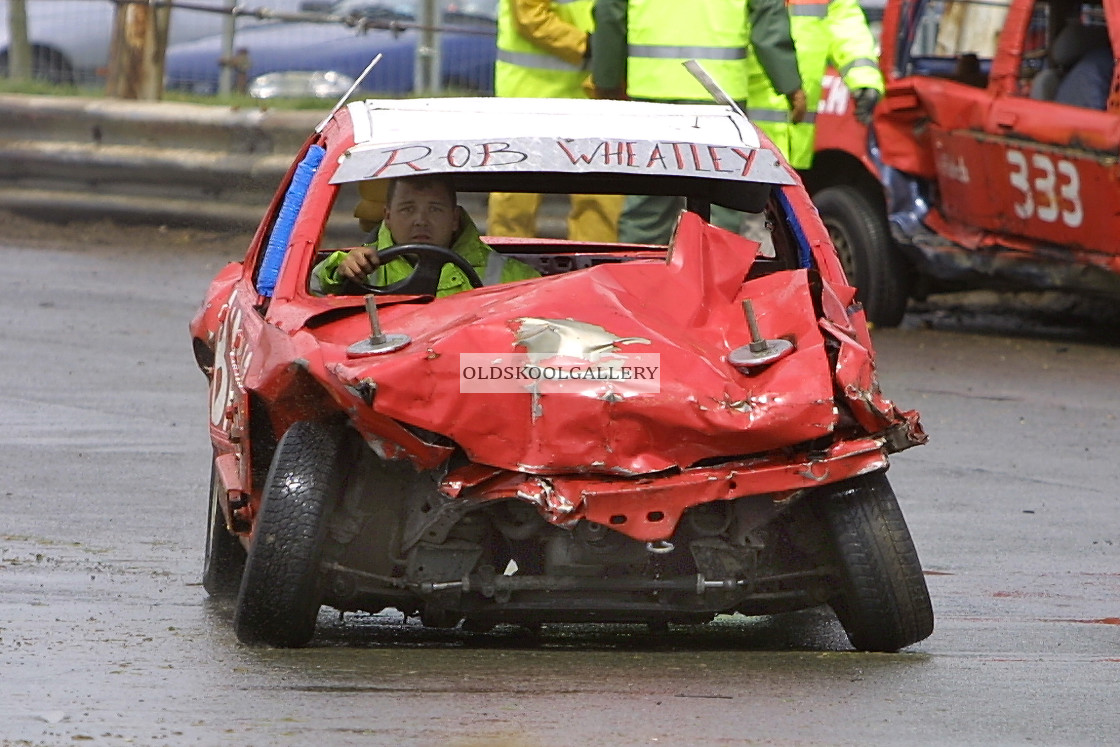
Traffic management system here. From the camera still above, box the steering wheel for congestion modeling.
[344,243,484,296]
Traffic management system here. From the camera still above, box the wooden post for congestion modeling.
[5,0,32,81]
[106,0,171,100]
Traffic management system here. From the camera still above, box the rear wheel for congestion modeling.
[820,471,934,652]
[815,185,911,327]
[234,421,351,647]
[202,462,246,597]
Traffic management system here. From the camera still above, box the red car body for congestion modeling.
[191,97,932,650]
[807,0,1120,326]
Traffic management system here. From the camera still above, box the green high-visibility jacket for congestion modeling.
[747,0,884,169]
[311,212,540,297]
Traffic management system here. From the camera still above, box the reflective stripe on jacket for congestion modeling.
[746,0,884,169]
[495,0,595,98]
[625,0,752,101]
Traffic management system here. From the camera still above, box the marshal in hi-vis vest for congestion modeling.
[746,0,883,169]
[625,0,751,101]
[495,0,595,98]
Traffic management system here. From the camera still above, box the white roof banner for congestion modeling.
[330,136,795,185]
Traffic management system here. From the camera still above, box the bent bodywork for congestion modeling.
[807,0,1120,326]
[191,97,932,650]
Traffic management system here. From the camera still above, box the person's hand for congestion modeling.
[587,75,627,100]
[336,245,381,283]
[786,88,807,124]
[852,88,881,126]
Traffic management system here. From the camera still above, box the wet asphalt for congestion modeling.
[0,239,1118,745]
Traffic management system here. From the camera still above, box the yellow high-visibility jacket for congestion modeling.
[495,0,595,99]
[747,0,884,169]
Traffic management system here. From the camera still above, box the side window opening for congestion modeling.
[904,0,1012,85]
[1027,1,1113,109]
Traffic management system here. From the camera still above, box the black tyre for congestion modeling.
[820,471,934,652]
[234,421,350,647]
[32,48,75,85]
[203,462,246,597]
[0,48,75,85]
[815,185,911,327]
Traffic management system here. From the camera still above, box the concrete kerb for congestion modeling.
[0,93,566,236]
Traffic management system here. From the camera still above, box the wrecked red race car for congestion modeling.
[190,96,934,651]
[807,0,1120,327]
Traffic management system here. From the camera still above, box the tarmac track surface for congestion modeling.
[1,222,1118,745]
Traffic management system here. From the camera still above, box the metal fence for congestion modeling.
[1,0,499,98]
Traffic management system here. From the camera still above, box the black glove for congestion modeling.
[852,88,880,126]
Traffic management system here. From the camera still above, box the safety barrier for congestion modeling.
[0,93,568,235]
[0,93,320,231]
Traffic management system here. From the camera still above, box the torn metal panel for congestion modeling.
[322,215,837,475]
[443,435,893,542]
[865,0,1120,301]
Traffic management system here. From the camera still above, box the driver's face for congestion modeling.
[383,181,460,248]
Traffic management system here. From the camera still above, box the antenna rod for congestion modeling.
[682,59,747,118]
[316,53,384,132]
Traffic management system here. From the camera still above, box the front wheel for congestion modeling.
[815,185,911,327]
[234,421,351,647]
[820,472,934,652]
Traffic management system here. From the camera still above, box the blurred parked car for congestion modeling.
[0,0,308,85]
[164,0,499,98]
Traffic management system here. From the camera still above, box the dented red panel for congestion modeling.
[322,214,839,475]
[190,96,937,644]
[204,284,262,494]
[809,0,1120,316]
[442,435,894,542]
[879,0,1120,260]
[189,97,925,535]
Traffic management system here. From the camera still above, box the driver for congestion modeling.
[311,174,540,296]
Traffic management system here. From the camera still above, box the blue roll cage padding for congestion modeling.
[257,144,326,297]
[779,188,813,269]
